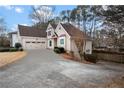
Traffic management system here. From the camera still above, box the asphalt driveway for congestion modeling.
[0,49,124,88]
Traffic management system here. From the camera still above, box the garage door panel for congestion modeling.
[25,41,46,49]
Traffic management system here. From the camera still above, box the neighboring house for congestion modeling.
[46,23,92,59]
[9,32,19,47]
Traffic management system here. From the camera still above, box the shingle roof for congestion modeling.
[60,23,89,40]
[18,25,47,37]
[50,24,57,29]
[9,32,17,34]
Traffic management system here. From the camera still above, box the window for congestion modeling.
[26,42,30,43]
[60,39,64,44]
[49,40,52,47]
[32,42,35,43]
[48,31,51,36]
[48,27,52,30]
[41,42,45,43]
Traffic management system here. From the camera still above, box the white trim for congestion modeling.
[56,23,71,38]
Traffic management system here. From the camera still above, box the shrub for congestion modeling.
[84,53,97,63]
[59,47,65,53]
[119,48,124,52]
[54,47,65,54]
[9,48,18,52]
[18,48,23,51]
[0,48,10,52]
[15,43,22,49]
[54,47,61,54]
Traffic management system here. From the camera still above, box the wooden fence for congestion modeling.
[93,50,124,63]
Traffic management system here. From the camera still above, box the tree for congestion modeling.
[70,8,77,22]
[101,5,124,49]
[88,6,104,38]
[29,5,55,24]
[0,17,7,47]
[76,5,91,33]
[60,10,71,23]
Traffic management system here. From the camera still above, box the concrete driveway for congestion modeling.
[0,49,124,88]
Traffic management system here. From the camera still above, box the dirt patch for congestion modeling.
[0,51,26,67]
[60,53,74,60]
[60,53,94,64]
[60,53,80,62]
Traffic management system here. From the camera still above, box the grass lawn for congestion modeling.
[0,51,26,67]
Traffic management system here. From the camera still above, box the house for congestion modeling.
[10,25,47,49]
[46,23,92,59]
[10,23,92,59]
[9,32,19,47]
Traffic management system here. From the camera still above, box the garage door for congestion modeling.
[25,41,46,49]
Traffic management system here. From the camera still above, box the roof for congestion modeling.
[60,23,90,40]
[18,25,47,37]
[50,23,57,29]
[9,32,17,34]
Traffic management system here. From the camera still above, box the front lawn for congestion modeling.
[0,51,26,67]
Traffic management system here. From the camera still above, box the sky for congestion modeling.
[0,5,76,32]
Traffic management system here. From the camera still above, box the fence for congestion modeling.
[93,50,124,63]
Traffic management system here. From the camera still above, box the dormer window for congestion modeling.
[48,31,51,36]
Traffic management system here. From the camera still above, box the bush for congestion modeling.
[59,47,65,53]
[0,48,10,52]
[119,48,124,52]
[9,48,18,52]
[54,47,61,54]
[84,53,97,63]
[54,47,65,54]
[0,47,24,52]
[18,48,23,51]
[15,43,22,49]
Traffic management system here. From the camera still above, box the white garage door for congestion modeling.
[25,41,46,49]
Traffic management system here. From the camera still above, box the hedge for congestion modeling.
[84,53,98,63]
[0,47,23,52]
[54,47,65,54]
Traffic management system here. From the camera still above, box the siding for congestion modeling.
[20,36,47,49]
[55,23,71,51]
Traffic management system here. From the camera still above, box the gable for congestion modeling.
[46,23,58,38]
[46,24,54,32]
[55,23,71,38]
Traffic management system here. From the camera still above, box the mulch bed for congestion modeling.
[60,53,94,64]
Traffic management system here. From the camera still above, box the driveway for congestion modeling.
[0,49,124,88]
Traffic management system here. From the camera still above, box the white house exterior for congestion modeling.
[46,24,57,49]
[46,23,92,59]
[10,23,92,59]
[10,25,47,49]
[9,32,19,47]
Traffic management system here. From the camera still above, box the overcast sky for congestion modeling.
[0,5,76,32]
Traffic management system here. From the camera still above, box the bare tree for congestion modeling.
[0,17,7,47]
[60,10,71,23]
[29,5,55,24]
